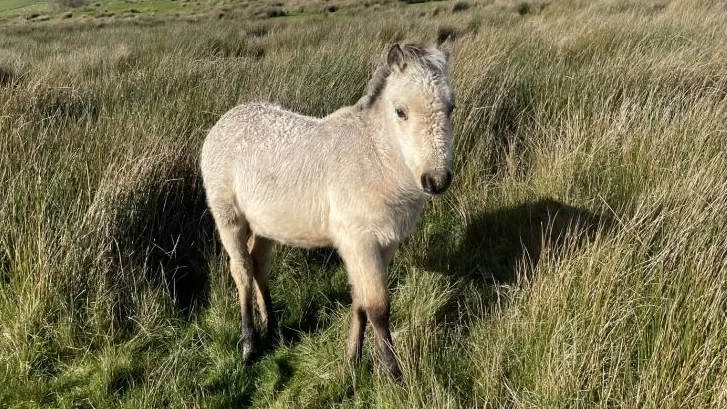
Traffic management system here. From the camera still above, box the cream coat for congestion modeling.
[200,42,455,377]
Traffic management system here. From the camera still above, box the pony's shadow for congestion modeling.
[424,198,613,317]
[269,199,614,348]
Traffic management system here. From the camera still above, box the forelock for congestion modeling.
[357,43,449,109]
[399,43,448,76]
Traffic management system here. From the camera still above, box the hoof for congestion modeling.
[265,322,281,345]
[240,338,260,364]
[379,351,401,381]
[345,343,363,367]
[383,361,402,381]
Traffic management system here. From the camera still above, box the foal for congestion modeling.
[200,42,456,377]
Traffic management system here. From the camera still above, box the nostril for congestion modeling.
[421,173,434,192]
[436,171,451,193]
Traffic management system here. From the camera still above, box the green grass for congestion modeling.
[0,0,224,19]
[0,0,51,16]
[2,0,727,407]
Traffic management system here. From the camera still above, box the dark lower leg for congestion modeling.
[346,299,367,364]
[337,239,398,378]
[240,296,258,362]
[257,284,277,337]
[367,303,400,379]
[250,236,277,338]
[231,259,259,363]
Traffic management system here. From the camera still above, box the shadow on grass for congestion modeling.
[142,175,215,315]
[97,158,215,328]
[260,199,612,360]
[424,198,614,315]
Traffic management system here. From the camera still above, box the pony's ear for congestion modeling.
[387,43,407,72]
[437,36,454,61]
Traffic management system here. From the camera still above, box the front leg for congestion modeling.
[338,238,401,379]
[346,242,399,365]
[381,242,399,269]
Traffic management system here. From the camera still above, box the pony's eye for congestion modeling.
[395,108,407,120]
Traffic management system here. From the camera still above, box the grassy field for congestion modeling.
[0,0,375,21]
[2,0,727,407]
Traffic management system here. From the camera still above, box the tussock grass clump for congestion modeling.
[1,0,727,407]
[0,66,18,87]
[200,34,267,60]
[436,25,467,44]
[452,1,470,13]
[26,85,102,121]
[85,149,214,318]
[263,7,288,18]
[57,0,87,8]
[515,1,530,15]
[246,23,274,38]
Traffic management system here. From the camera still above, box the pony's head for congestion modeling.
[362,42,456,195]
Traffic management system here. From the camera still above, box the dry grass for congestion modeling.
[1,0,726,407]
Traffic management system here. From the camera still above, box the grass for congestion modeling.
[1,0,727,407]
[0,0,51,16]
[0,0,224,19]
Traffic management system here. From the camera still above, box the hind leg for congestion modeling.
[248,234,277,339]
[209,200,259,362]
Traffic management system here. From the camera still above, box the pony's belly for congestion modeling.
[235,175,332,247]
[245,209,332,248]
[252,224,332,248]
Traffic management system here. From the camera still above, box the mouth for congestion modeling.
[422,184,449,196]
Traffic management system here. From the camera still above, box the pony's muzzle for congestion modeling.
[421,169,452,195]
